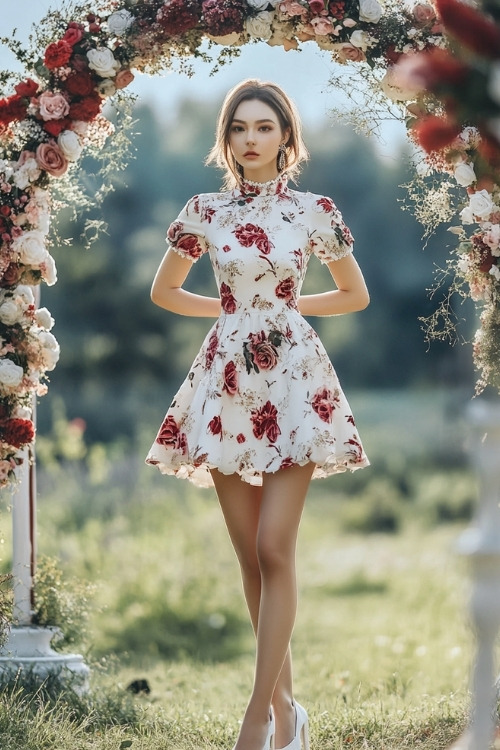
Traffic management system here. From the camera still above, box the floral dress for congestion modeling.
[146,173,369,487]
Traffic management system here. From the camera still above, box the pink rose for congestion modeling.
[412,3,436,26]
[311,17,335,35]
[63,25,84,45]
[115,69,135,90]
[35,142,69,177]
[248,331,279,371]
[38,91,70,121]
[278,0,307,16]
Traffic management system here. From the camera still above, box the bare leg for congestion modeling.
[212,464,314,750]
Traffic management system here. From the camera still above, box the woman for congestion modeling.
[146,78,370,750]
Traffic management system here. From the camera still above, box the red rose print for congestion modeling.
[233,223,273,254]
[236,433,246,444]
[156,415,180,446]
[176,234,204,260]
[223,244,231,253]
[205,330,219,369]
[44,40,73,70]
[167,220,184,243]
[247,331,279,371]
[311,387,340,423]
[346,414,355,425]
[280,457,295,469]
[250,400,281,443]
[317,197,335,213]
[275,277,296,305]
[345,437,363,462]
[220,282,237,313]
[208,415,222,440]
[69,93,102,122]
[223,360,238,395]
[203,206,216,223]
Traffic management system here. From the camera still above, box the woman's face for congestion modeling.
[229,98,289,182]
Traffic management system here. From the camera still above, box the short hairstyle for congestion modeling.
[206,79,309,190]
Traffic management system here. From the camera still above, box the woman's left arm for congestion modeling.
[298,254,370,317]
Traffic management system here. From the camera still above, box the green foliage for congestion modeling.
[32,556,96,650]
[0,573,12,648]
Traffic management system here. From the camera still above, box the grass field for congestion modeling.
[0,389,483,748]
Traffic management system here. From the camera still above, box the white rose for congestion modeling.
[41,254,58,286]
[490,264,500,281]
[454,162,476,187]
[58,130,83,162]
[39,331,60,371]
[35,307,55,330]
[12,230,48,265]
[469,190,495,220]
[350,29,369,50]
[488,62,500,106]
[246,0,271,8]
[107,9,134,35]
[460,205,474,225]
[359,0,382,23]
[0,300,23,325]
[13,158,41,190]
[0,358,24,387]
[245,11,274,40]
[15,285,35,306]
[87,47,121,78]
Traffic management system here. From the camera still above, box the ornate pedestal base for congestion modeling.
[0,626,90,694]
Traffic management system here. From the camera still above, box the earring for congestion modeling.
[277,143,286,172]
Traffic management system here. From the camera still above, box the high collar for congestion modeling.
[236,173,290,198]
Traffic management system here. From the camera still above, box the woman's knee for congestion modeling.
[256,534,292,575]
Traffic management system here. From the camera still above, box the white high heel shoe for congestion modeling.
[276,700,310,750]
[263,709,276,750]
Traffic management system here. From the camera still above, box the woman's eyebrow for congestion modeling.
[231,118,277,124]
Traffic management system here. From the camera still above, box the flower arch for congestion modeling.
[0,0,499,488]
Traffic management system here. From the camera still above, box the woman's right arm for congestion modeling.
[151,247,221,318]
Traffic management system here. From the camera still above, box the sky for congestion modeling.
[1,0,406,153]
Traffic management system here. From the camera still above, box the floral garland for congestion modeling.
[0,0,494,488]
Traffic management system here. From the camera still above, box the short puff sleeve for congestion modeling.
[309,195,354,264]
[166,195,208,263]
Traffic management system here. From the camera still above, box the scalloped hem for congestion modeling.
[145,452,370,489]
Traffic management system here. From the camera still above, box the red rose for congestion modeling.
[44,117,72,137]
[251,400,281,443]
[0,418,35,449]
[255,234,273,254]
[236,433,246,444]
[222,360,238,395]
[414,115,461,153]
[0,95,27,126]
[44,40,73,70]
[0,206,11,217]
[311,386,339,423]
[0,263,23,288]
[72,54,90,73]
[63,25,84,46]
[14,78,39,97]
[275,277,296,305]
[220,282,237,313]
[205,330,219,369]
[69,93,102,122]
[308,0,325,14]
[157,0,200,35]
[176,234,204,260]
[435,0,500,59]
[64,71,96,97]
[208,415,222,440]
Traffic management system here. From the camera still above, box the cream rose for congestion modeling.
[58,130,83,161]
[245,12,274,39]
[469,190,495,220]
[38,91,70,121]
[359,0,382,23]
[15,285,35,306]
[333,42,366,62]
[87,47,120,78]
[97,78,117,97]
[107,9,134,35]
[0,300,23,325]
[35,307,55,330]
[0,359,24,388]
[380,69,417,102]
[38,331,60,371]
[454,162,476,187]
[12,230,48,265]
[311,16,335,34]
[13,158,41,190]
[350,29,370,50]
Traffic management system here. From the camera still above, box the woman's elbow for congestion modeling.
[354,288,370,311]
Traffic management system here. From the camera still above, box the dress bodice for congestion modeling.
[166,174,354,316]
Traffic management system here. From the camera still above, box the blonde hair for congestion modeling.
[206,79,309,190]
